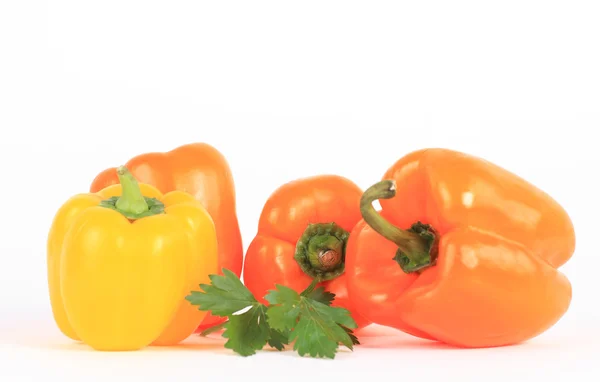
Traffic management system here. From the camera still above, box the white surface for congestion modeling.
[1,1,599,380]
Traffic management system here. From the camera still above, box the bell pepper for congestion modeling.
[345,148,576,347]
[243,175,370,329]
[48,167,218,350]
[90,142,242,329]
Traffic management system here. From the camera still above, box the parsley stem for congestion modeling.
[300,278,320,296]
[199,321,227,337]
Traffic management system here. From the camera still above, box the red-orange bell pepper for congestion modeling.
[90,143,242,330]
[243,175,371,329]
[345,148,575,347]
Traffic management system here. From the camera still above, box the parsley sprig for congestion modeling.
[186,268,359,359]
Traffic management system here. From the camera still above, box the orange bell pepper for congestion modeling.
[345,148,575,347]
[90,143,242,329]
[243,175,370,329]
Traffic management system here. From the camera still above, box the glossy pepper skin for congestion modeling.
[90,143,242,329]
[243,175,370,329]
[48,167,218,350]
[346,148,575,347]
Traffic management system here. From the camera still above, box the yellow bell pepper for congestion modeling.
[47,166,219,351]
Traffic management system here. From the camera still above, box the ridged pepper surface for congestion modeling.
[346,148,575,347]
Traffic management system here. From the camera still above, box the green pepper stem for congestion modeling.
[115,166,149,215]
[360,180,436,273]
[294,222,349,281]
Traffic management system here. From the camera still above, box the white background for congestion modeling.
[1,1,599,380]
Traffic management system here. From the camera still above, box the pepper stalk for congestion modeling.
[294,222,349,281]
[360,180,438,273]
[99,166,165,220]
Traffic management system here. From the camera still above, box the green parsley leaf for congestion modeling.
[186,269,279,357]
[305,285,335,306]
[266,284,358,359]
[341,325,360,346]
[292,301,357,358]
[267,328,289,351]
[265,283,301,304]
[304,285,360,347]
[185,268,256,316]
[222,305,270,356]
[264,285,301,331]
[187,269,361,359]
